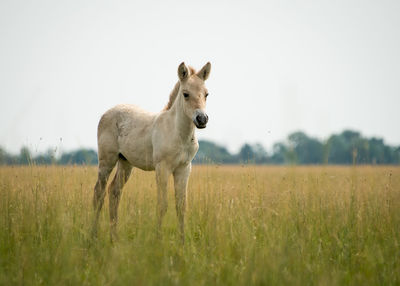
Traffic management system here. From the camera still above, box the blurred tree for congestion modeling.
[238,144,255,163]
[0,147,6,165]
[287,131,324,164]
[19,147,31,165]
[252,143,269,164]
[270,143,287,164]
[326,134,348,164]
[368,138,385,164]
[59,149,98,165]
[194,140,234,164]
[326,130,370,164]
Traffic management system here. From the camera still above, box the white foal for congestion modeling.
[92,62,211,242]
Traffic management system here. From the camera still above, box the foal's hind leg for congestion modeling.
[109,158,132,242]
[92,159,116,238]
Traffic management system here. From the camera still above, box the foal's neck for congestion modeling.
[170,96,195,142]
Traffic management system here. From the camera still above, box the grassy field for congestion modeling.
[0,165,399,285]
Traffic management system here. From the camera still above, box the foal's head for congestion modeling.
[177,62,211,129]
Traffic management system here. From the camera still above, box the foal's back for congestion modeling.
[97,104,157,171]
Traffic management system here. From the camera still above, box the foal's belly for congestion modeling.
[130,159,155,171]
[119,137,155,171]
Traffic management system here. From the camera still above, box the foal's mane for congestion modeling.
[163,66,197,111]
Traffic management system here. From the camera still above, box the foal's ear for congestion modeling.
[178,62,189,82]
[197,62,211,81]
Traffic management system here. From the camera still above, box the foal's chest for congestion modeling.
[175,140,199,166]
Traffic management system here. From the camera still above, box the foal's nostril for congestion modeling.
[196,114,207,125]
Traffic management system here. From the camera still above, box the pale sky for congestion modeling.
[1,0,399,155]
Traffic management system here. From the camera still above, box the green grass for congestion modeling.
[0,165,399,285]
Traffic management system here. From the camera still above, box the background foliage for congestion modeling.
[1,130,400,165]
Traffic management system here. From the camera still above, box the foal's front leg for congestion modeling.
[156,162,171,237]
[173,164,191,243]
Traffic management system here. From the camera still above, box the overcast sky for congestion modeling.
[1,0,399,155]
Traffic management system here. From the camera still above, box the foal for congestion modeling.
[92,62,211,242]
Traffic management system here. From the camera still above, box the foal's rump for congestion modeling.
[97,104,157,170]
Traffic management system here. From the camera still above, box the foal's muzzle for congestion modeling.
[193,111,208,129]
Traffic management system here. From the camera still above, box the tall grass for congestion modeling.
[0,165,399,285]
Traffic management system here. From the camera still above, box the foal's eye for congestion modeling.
[205,93,209,98]
[183,93,189,98]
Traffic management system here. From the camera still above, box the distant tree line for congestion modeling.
[1,130,399,166]
[195,130,400,165]
[0,147,98,166]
